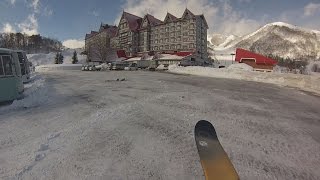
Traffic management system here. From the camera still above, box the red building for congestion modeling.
[235,48,277,71]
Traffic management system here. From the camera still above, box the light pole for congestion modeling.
[230,53,235,64]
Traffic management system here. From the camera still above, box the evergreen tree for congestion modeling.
[72,51,78,64]
[59,53,64,64]
[54,52,60,64]
[54,52,64,64]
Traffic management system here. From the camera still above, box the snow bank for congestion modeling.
[0,73,50,112]
[169,65,320,94]
[228,63,253,71]
[36,64,82,72]
[27,48,86,66]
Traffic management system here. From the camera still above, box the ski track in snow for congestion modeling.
[0,70,320,180]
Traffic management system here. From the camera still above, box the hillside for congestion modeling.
[27,48,86,66]
[0,33,63,54]
[211,22,320,61]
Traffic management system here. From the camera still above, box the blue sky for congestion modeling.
[1,0,320,48]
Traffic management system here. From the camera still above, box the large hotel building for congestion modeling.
[85,9,208,63]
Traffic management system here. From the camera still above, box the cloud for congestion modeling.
[7,0,16,5]
[62,39,85,49]
[1,23,16,33]
[28,0,40,13]
[304,3,320,17]
[279,5,320,31]
[18,14,39,35]
[116,0,261,37]
[44,6,53,16]
[91,10,100,17]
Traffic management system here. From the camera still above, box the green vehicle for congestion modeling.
[0,48,24,104]
[15,50,31,83]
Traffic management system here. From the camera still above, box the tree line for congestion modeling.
[0,32,63,54]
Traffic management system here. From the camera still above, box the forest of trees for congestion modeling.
[0,33,63,54]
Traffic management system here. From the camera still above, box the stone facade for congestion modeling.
[113,9,208,60]
[85,24,118,62]
[85,9,209,62]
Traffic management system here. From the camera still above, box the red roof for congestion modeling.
[123,12,142,31]
[117,50,127,58]
[235,48,277,65]
[174,51,193,57]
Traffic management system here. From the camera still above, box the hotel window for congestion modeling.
[165,45,169,49]
[183,32,188,36]
[155,40,158,43]
[171,32,175,36]
[160,45,163,49]
[165,38,169,42]
[171,45,175,49]
[171,38,175,42]
[189,44,194,48]
[177,45,181,49]
[177,25,181,30]
[177,37,181,41]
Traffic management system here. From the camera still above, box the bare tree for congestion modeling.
[89,37,116,63]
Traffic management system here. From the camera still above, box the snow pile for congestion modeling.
[27,48,86,66]
[36,64,82,72]
[0,73,50,112]
[169,65,320,94]
[228,63,253,71]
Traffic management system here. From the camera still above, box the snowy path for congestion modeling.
[0,71,320,180]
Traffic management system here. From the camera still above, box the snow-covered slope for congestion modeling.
[212,22,320,61]
[27,48,86,66]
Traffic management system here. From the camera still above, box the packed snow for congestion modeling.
[169,65,320,94]
[1,70,319,180]
[36,64,82,71]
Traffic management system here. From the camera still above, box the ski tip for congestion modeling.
[195,120,217,137]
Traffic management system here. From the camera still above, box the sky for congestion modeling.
[1,0,320,48]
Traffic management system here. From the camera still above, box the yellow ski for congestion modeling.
[195,120,239,180]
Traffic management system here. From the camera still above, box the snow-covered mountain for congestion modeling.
[212,22,320,61]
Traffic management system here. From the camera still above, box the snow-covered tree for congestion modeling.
[54,52,64,64]
[72,51,78,64]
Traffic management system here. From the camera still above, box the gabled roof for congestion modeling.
[145,14,163,26]
[196,15,209,29]
[85,31,99,39]
[164,12,178,23]
[122,12,142,31]
[99,24,118,37]
[181,8,195,19]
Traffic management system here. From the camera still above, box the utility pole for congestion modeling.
[230,53,235,64]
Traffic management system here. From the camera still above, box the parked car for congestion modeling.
[148,60,158,71]
[137,60,150,69]
[156,64,169,71]
[112,61,129,70]
[125,63,138,71]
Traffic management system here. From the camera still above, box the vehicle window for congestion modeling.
[1,56,13,76]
